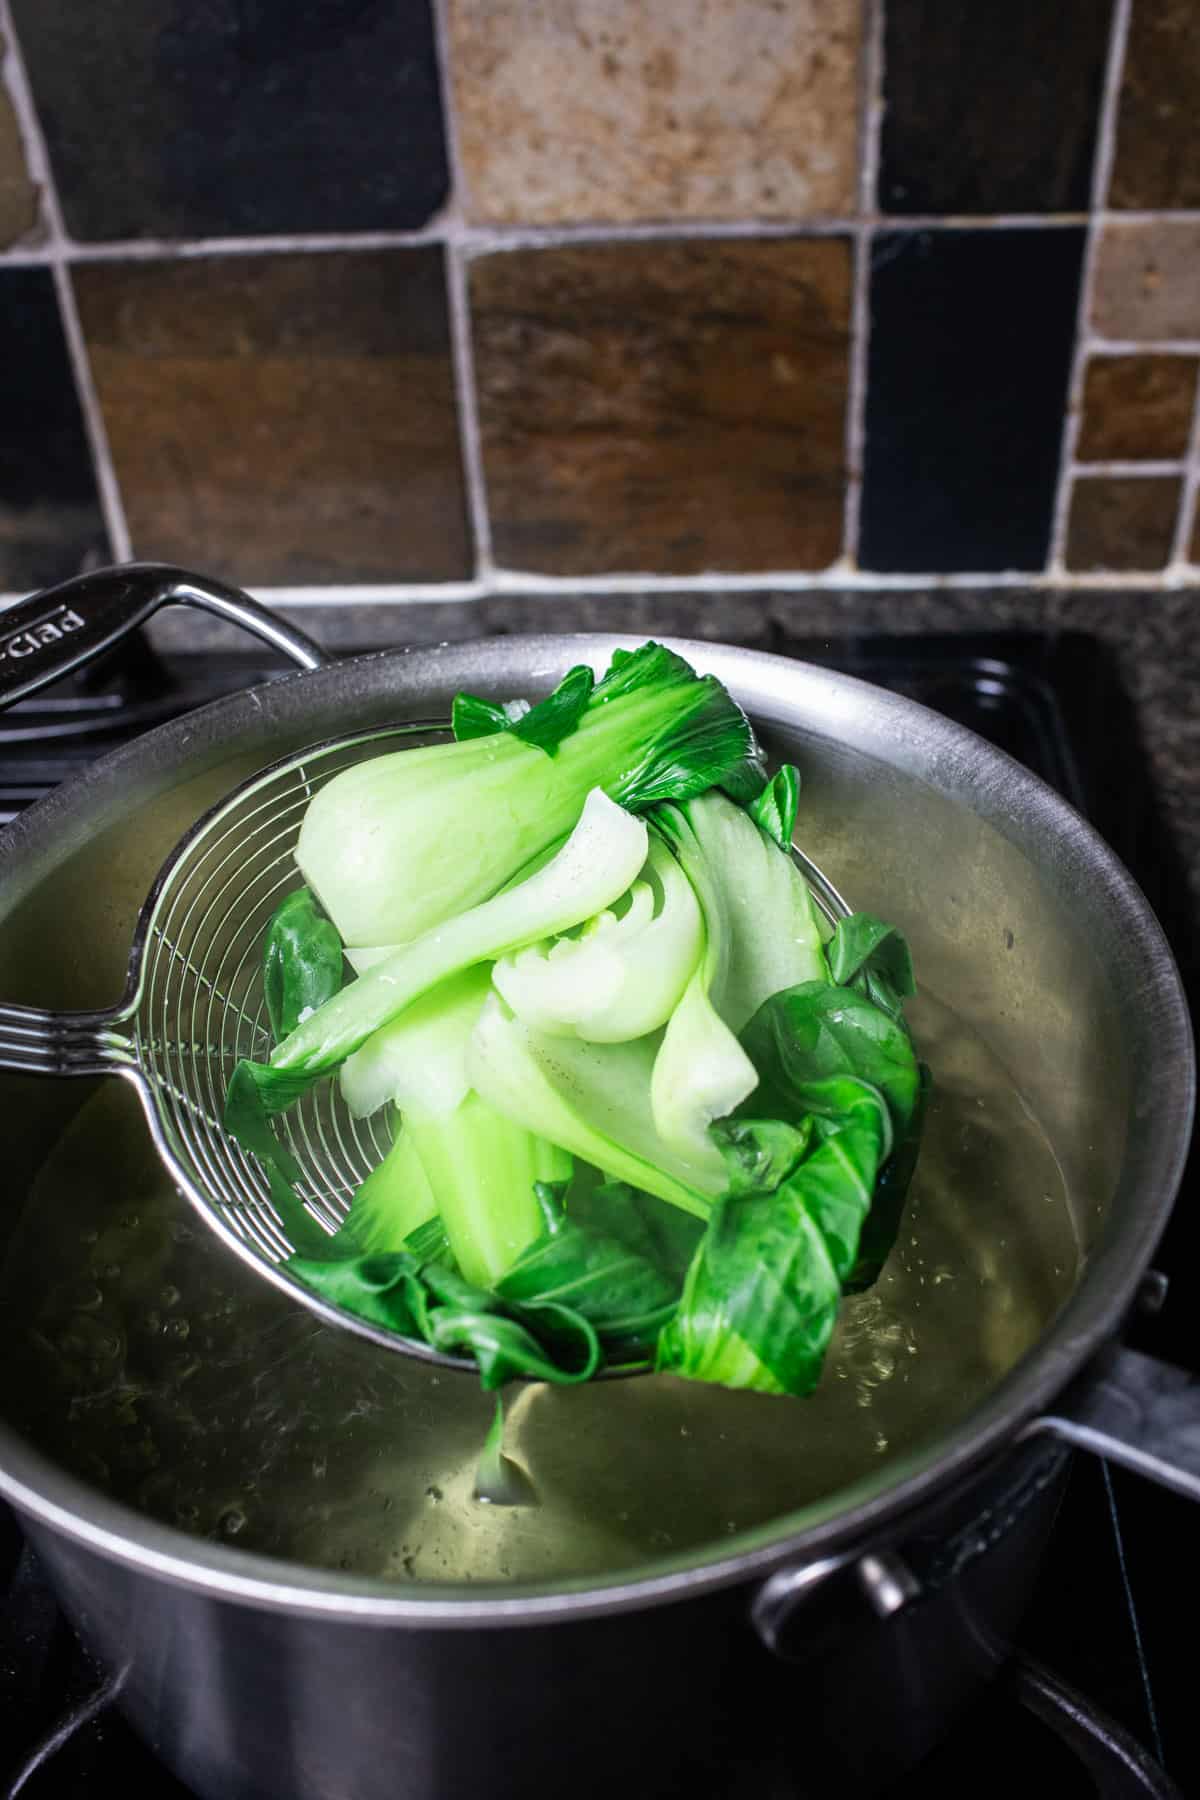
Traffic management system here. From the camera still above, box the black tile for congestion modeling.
[878,0,1112,215]
[859,229,1084,573]
[0,268,108,589]
[8,0,448,241]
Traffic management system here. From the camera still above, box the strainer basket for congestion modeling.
[0,711,853,1365]
[0,561,854,1367]
[0,722,482,1360]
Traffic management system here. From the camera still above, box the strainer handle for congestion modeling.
[0,1001,135,1078]
[0,562,329,709]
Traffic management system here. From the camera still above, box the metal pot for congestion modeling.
[0,565,1195,1799]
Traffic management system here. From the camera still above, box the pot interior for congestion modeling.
[0,642,1157,1588]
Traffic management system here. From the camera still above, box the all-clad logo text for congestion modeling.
[0,607,86,661]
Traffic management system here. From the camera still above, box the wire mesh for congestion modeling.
[132,722,445,1266]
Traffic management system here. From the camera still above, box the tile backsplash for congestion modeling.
[0,0,1198,599]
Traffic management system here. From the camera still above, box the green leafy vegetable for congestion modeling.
[468,991,719,1215]
[223,789,648,1181]
[747,764,800,852]
[285,1248,601,1387]
[224,641,931,1398]
[652,789,828,1035]
[402,1213,453,1267]
[740,981,920,1137]
[286,1250,433,1337]
[492,836,702,1042]
[827,913,917,1023]
[657,1079,891,1394]
[647,787,828,1169]
[296,640,763,949]
[454,664,596,756]
[403,1095,571,1289]
[262,887,344,1041]
[340,965,492,1124]
[450,690,511,741]
[493,1182,679,1350]
[564,1177,704,1285]
[656,956,923,1396]
[338,1117,438,1255]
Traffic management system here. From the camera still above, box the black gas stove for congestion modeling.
[0,623,1194,1800]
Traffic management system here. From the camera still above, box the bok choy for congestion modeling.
[223,641,929,1400]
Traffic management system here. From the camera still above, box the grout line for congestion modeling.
[443,250,495,576]
[0,564,1190,614]
[1167,362,1200,568]
[1071,459,1187,478]
[428,0,494,579]
[0,2,131,562]
[1048,0,1134,574]
[0,227,446,267]
[841,0,886,568]
[0,215,1107,271]
[1095,208,1200,226]
[50,265,132,560]
[1089,339,1200,356]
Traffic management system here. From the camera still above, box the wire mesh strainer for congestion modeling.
[0,564,853,1369]
[0,722,493,1363]
[0,713,851,1366]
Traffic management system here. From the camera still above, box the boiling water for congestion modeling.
[0,991,1080,1584]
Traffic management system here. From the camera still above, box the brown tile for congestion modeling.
[0,35,38,246]
[1110,1,1200,208]
[446,0,862,223]
[1092,221,1200,342]
[73,250,471,585]
[1076,355,1198,461]
[471,239,852,576]
[1065,476,1181,571]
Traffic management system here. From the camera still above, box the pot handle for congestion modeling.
[751,1342,1200,1659]
[1025,1342,1200,1502]
[0,562,329,709]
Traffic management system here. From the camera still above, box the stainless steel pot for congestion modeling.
[0,565,1195,1799]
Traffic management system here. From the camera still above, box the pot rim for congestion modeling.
[0,632,1192,1626]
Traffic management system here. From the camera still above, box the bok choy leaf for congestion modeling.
[262,887,344,1041]
[492,837,702,1042]
[656,1081,891,1395]
[223,790,648,1176]
[224,638,932,1398]
[296,640,763,949]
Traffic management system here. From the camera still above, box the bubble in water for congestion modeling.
[425,1485,443,1502]
[218,1507,247,1538]
[161,1286,181,1309]
[162,1317,190,1341]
